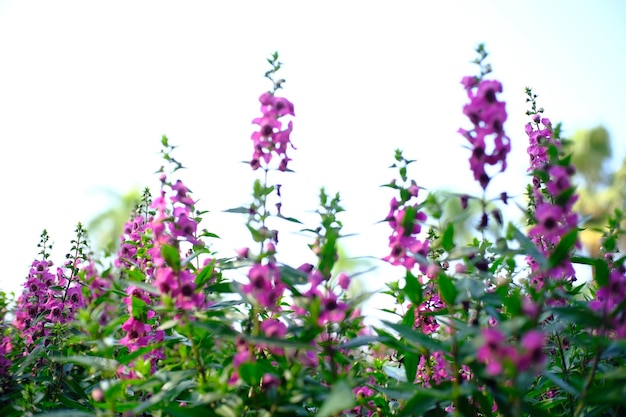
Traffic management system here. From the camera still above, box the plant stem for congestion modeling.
[186,315,207,386]
[573,344,602,417]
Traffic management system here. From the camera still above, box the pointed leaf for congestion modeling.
[276,213,303,224]
[403,351,419,383]
[508,224,547,268]
[383,321,446,352]
[548,228,579,269]
[404,269,422,306]
[442,223,455,252]
[316,380,355,417]
[437,272,458,305]
[161,244,181,271]
[223,206,250,214]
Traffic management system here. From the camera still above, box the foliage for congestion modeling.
[1,45,625,417]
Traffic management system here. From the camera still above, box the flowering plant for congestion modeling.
[1,46,625,417]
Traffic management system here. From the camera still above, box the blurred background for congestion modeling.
[0,1,624,319]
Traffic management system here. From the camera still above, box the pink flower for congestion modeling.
[337,272,350,290]
[154,267,180,296]
[250,92,295,171]
[175,275,204,310]
[529,203,565,245]
[516,330,545,372]
[476,328,509,376]
[120,317,152,352]
[459,77,510,189]
[317,292,349,326]
[242,263,284,310]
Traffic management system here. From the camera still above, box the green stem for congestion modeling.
[573,345,602,417]
[554,332,575,417]
[450,336,461,417]
[186,316,207,386]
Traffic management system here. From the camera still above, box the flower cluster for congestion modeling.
[12,256,86,347]
[116,215,152,271]
[116,278,164,378]
[241,260,285,310]
[410,285,444,335]
[250,92,295,171]
[383,154,429,274]
[477,328,545,376]
[0,336,12,380]
[3,47,626,417]
[589,257,626,337]
[294,264,351,327]
[149,178,205,310]
[524,93,579,292]
[458,76,511,189]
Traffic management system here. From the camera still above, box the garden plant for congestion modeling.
[0,45,625,417]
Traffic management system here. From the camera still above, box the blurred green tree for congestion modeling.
[87,188,141,255]
[564,126,626,256]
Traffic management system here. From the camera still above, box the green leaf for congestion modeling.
[33,412,95,417]
[223,206,250,214]
[600,365,626,381]
[161,244,181,271]
[207,299,244,310]
[278,264,309,286]
[253,180,275,197]
[507,224,547,268]
[205,282,233,293]
[246,224,265,242]
[195,263,215,288]
[57,394,92,412]
[550,304,604,328]
[594,258,609,288]
[131,295,149,320]
[316,379,355,417]
[244,335,312,350]
[403,351,419,383]
[276,213,303,224]
[585,384,626,405]
[158,319,180,331]
[181,247,212,266]
[382,321,446,352]
[239,362,262,386]
[572,255,609,287]
[442,223,455,252]
[402,304,416,327]
[164,404,219,417]
[398,385,452,416]
[120,279,160,295]
[519,399,554,417]
[437,273,458,305]
[51,355,119,372]
[339,335,383,349]
[192,320,238,338]
[126,268,148,283]
[199,230,220,239]
[548,228,579,269]
[603,236,616,252]
[16,343,44,375]
[542,371,580,396]
[404,269,422,306]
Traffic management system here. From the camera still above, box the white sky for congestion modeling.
[1,1,625,318]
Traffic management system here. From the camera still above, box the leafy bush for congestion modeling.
[1,46,625,417]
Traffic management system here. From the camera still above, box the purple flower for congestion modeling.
[120,317,152,352]
[516,330,546,371]
[242,263,284,310]
[530,203,564,243]
[459,77,510,189]
[250,92,295,171]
